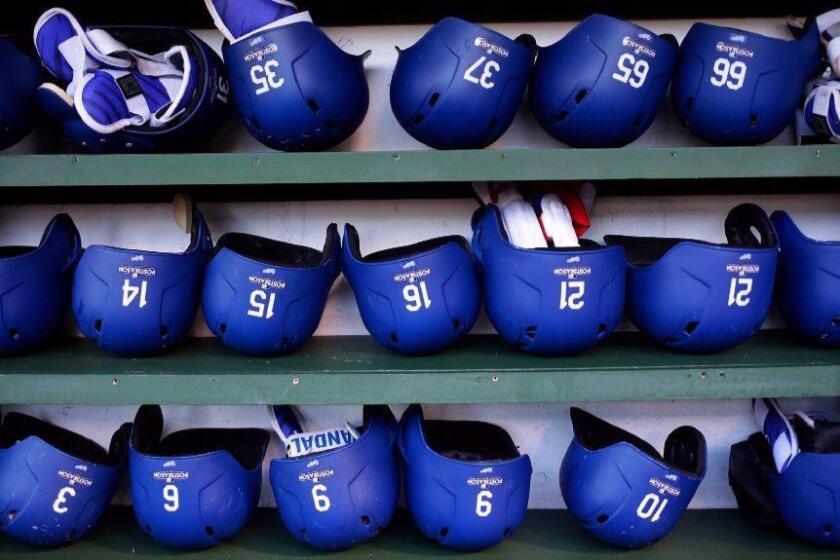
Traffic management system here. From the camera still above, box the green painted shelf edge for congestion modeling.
[1,508,837,559]
[1,145,839,186]
[0,332,837,405]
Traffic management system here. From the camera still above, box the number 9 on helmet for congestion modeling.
[398,405,532,551]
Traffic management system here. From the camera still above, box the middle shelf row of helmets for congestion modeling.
[1,399,837,551]
[3,194,837,358]
[4,5,838,153]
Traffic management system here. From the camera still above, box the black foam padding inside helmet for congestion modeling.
[423,419,521,462]
[215,224,337,268]
[792,414,840,454]
[0,411,130,466]
[345,223,470,263]
[729,433,787,532]
[605,203,776,266]
[571,407,705,476]
[132,405,269,470]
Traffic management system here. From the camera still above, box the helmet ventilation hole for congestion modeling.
[452,318,461,331]
[525,325,537,341]
[205,526,215,536]
[413,114,425,125]
[94,319,103,333]
[360,515,370,525]
[574,89,588,104]
[9,329,19,342]
[683,321,699,335]
[307,99,321,114]
[429,92,440,107]
[832,315,840,328]
[749,114,758,128]
[160,326,169,339]
[597,514,609,524]
[219,323,227,334]
[439,527,449,537]
[824,524,833,535]
[390,332,399,344]
[555,111,569,123]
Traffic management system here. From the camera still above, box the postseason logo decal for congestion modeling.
[726,254,760,276]
[648,477,681,496]
[474,37,510,58]
[622,36,657,58]
[58,470,93,487]
[298,468,336,483]
[554,256,592,279]
[715,40,754,59]
[119,255,156,278]
[244,42,279,62]
[467,467,504,488]
[394,261,432,284]
[153,470,190,481]
[249,269,286,290]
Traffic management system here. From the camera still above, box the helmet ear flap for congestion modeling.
[724,203,777,248]
[131,405,164,454]
[515,33,538,61]
[660,33,679,48]
[663,426,706,476]
[729,434,786,532]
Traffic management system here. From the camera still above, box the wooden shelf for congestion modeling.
[1,508,836,559]
[2,146,840,188]
[1,332,836,405]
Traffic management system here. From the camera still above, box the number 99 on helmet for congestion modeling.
[671,22,820,145]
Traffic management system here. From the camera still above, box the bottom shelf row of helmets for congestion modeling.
[1,402,837,551]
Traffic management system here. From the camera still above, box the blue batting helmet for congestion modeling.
[0,37,42,150]
[72,207,212,356]
[129,405,269,550]
[605,203,778,352]
[202,225,341,356]
[0,214,81,355]
[390,17,536,150]
[529,14,679,148]
[471,205,626,355]
[561,407,706,549]
[399,405,532,551]
[0,411,130,547]
[671,22,820,145]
